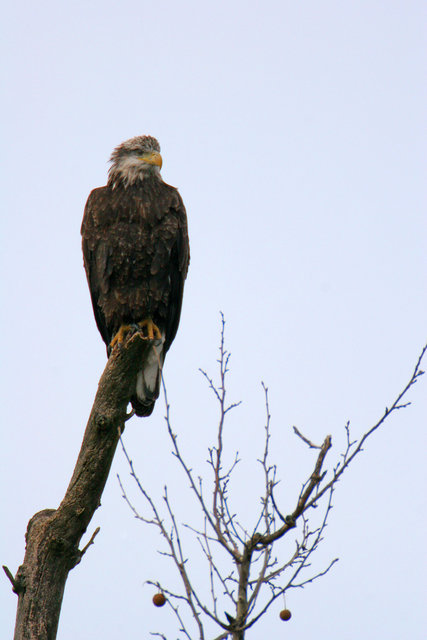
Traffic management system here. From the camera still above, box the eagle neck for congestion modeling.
[108,163,162,189]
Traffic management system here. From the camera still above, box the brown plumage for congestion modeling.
[81,135,189,416]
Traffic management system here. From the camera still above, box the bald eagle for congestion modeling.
[81,135,189,416]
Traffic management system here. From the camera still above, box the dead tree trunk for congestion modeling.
[7,333,150,640]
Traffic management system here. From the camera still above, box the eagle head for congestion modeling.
[108,135,163,187]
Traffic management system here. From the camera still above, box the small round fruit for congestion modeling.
[152,593,166,607]
[279,609,292,621]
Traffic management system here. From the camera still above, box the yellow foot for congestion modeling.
[109,324,132,350]
[138,318,162,340]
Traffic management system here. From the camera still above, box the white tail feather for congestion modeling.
[135,336,165,404]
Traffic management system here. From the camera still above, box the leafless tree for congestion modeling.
[3,315,425,640]
[118,315,427,640]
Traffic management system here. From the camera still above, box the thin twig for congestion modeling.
[79,527,101,557]
[293,426,322,449]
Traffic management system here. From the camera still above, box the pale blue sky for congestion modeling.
[1,1,426,638]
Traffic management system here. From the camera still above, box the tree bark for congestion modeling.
[10,333,151,640]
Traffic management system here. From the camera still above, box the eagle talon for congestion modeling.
[109,324,132,350]
[138,318,162,341]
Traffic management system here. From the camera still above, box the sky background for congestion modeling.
[1,1,426,638]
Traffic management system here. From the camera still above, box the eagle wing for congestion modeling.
[150,192,189,352]
[81,188,113,347]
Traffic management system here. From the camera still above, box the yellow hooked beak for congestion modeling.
[139,150,163,168]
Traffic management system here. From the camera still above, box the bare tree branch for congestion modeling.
[293,426,322,449]
[118,323,426,640]
[8,332,153,640]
